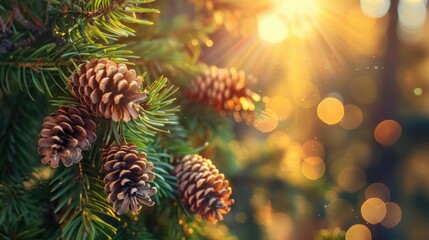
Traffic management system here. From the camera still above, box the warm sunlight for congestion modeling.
[258,0,319,42]
[278,0,319,37]
[4,0,429,239]
[258,13,288,43]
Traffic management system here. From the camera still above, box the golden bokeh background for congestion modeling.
[198,0,429,239]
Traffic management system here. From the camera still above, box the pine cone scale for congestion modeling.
[189,66,259,124]
[173,154,234,223]
[101,143,157,215]
[38,106,98,168]
[71,58,146,122]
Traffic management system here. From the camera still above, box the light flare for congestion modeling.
[258,14,288,43]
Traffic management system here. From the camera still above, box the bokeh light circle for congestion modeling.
[398,0,427,29]
[301,157,325,180]
[301,140,325,159]
[254,109,279,133]
[414,87,423,96]
[338,167,366,193]
[317,98,345,125]
[268,131,292,149]
[346,224,372,240]
[266,213,294,240]
[325,190,338,201]
[360,0,390,19]
[374,120,402,146]
[266,96,293,120]
[365,183,390,201]
[381,202,402,228]
[361,198,387,224]
[339,104,364,130]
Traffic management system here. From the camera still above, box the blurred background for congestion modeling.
[193,0,429,239]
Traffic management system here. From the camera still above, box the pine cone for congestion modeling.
[189,66,260,124]
[173,154,234,223]
[70,58,147,122]
[101,143,157,215]
[38,106,98,168]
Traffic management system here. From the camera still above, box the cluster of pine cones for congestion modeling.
[188,66,260,124]
[37,58,234,222]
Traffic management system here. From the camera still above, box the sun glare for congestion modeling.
[258,13,288,43]
[277,0,319,32]
[277,0,317,14]
[258,0,319,42]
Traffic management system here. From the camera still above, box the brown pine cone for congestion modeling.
[38,106,98,168]
[173,154,234,223]
[70,58,147,122]
[101,143,157,215]
[189,66,260,124]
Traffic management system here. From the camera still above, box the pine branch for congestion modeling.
[114,214,157,240]
[181,102,235,144]
[129,38,198,81]
[128,8,217,81]
[0,218,45,240]
[51,0,159,44]
[0,42,136,97]
[0,181,43,228]
[122,129,178,203]
[0,92,47,180]
[150,198,192,239]
[160,118,207,157]
[124,76,179,142]
[51,163,119,240]
[0,176,53,239]
[141,143,177,203]
[0,2,49,55]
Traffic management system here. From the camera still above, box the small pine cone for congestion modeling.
[101,143,157,215]
[189,66,260,124]
[173,154,234,223]
[70,58,147,122]
[38,106,98,168]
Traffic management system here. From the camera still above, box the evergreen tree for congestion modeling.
[0,0,260,239]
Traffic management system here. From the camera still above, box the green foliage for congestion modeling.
[114,214,157,240]
[0,92,47,180]
[182,101,235,143]
[0,42,136,98]
[0,0,158,98]
[0,181,43,228]
[51,0,159,43]
[0,176,54,240]
[124,76,179,142]
[130,38,198,81]
[316,228,346,240]
[141,146,177,203]
[0,219,45,240]
[0,0,245,239]
[51,164,119,240]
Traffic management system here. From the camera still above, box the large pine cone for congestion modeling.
[70,58,147,122]
[173,154,234,223]
[189,66,260,124]
[101,143,157,215]
[38,106,98,168]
